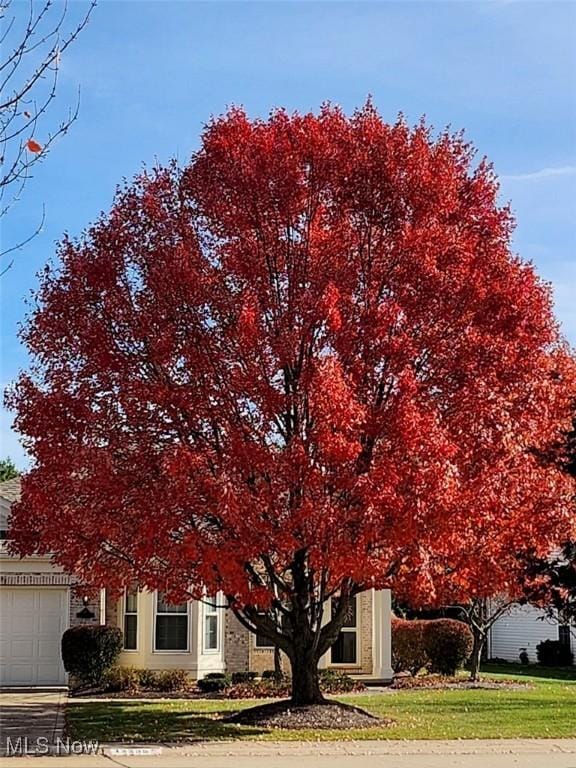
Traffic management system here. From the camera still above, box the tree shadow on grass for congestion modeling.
[479,663,576,681]
[66,702,269,743]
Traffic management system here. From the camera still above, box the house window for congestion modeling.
[123,588,138,650]
[155,593,189,651]
[559,625,572,648]
[0,529,8,540]
[204,596,220,652]
[330,595,358,665]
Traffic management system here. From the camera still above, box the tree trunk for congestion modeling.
[289,650,324,705]
[274,645,285,680]
[469,629,486,681]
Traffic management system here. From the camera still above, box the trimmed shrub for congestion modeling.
[261,669,283,681]
[391,618,428,675]
[423,619,473,675]
[61,625,123,686]
[101,665,140,693]
[231,671,258,684]
[197,672,231,693]
[155,669,191,692]
[318,669,358,693]
[100,666,190,693]
[136,668,161,688]
[536,639,574,667]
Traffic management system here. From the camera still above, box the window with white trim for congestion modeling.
[155,593,188,651]
[0,512,9,540]
[123,588,138,650]
[330,595,358,664]
[204,596,219,652]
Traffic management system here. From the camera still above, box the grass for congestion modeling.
[479,662,576,682]
[66,667,576,743]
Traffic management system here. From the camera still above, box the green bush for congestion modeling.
[536,639,574,667]
[101,665,140,692]
[101,666,191,692]
[61,625,123,686]
[136,668,160,688]
[155,669,191,692]
[391,618,428,675]
[318,668,357,693]
[197,672,231,693]
[231,671,258,684]
[261,669,284,681]
[424,619,473,675]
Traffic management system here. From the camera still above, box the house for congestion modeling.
[0,478,103,686]
[488,603,575,664]
[0,478,394,687]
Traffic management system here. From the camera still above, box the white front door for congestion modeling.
[0,587,68,686]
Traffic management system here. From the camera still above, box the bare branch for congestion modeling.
[0,0,95,272]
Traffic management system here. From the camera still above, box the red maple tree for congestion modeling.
[8,104,576,704]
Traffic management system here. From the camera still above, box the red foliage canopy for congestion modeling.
[8,104,576,613]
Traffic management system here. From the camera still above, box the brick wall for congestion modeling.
[224,609,250,673]
[249,645,289,675]
[0,571,72,587]
[105,591,119,627]
[245,591,374,676]
[358,589,373,674]
[69,588,102,626]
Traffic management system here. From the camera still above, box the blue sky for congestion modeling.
[1,0,575,468]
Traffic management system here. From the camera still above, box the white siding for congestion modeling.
[489,603,574,663]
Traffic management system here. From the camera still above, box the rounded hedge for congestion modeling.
[391,617,473,676]
[391,618,428,676]
[62,624,123,685]
[197,672,231,693]
[231,671,258,684]
[536,639,574,667]
[423,619,473,675]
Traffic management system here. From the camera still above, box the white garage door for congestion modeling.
[0,588,68,686]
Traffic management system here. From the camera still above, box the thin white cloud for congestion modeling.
[501,165,576,182]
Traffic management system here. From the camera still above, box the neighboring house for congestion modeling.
[0,478,393,687]
[0,478,103,686]
[488,603,575,664]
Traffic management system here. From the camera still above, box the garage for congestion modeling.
[0,588,69,686]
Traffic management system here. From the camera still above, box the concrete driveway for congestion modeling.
[0,690,67,756]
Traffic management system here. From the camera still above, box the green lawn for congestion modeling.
[479,662,576,682]
[66,669,576,742]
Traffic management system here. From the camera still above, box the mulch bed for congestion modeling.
[225,699,390,730]
[70,688,207,699]
[71,680,365,701]
[71,675,531,700]
[392,675,532,691]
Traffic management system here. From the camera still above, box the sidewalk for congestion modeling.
[1,739,575,767]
